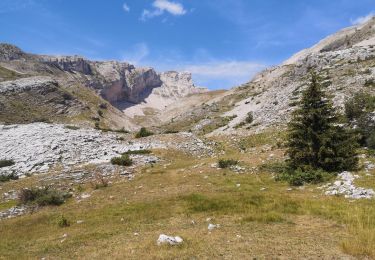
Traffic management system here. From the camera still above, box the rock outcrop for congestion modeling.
[210,16,375,134]
[0,76,83,124]
[157,71,207,98]
[0,43,206,111]
[41,55,93,75]
[0,43,27,61]
[0,76,57,94]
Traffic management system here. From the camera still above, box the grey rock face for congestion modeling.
[216,18,375,134]
[156,71,207,98]
[41,55,92,75]
[0,43,26,61]
[0,76,58,94]
[0,44,206,108]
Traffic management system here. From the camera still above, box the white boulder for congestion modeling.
[157,234,183,246]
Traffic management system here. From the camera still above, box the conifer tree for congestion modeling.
[286,72,358,173]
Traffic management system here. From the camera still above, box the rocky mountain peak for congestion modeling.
[0,43,26,61]
[284,16,375,65]
[40,55,93,75]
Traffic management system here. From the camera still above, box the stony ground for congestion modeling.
[0,130,374,259]
[0,123,214,177]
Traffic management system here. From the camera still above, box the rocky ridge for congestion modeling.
[0,76,57,94]
[206,17,375,135]
[0,44,207,115]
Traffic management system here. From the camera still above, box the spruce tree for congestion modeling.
[286,72,358,173]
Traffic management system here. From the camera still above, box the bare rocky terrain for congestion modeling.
[155,17,375,136]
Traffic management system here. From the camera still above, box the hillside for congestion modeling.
[0,15,375,260]
[161,17,375,136]
[0,44,207,130]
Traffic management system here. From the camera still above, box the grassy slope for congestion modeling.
[0,132,374,259]
[0,65,24,81]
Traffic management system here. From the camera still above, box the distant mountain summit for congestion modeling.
[0,43,207,128]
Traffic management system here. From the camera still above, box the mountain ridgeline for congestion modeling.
[0,43,206,129]
[0,17,374,134]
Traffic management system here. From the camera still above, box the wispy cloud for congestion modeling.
[180,61,266,88]
[122,3,130,12]
[120,43,150,65]
[141,0,186,21]
[0,0,36,14]
[351,12,374,25]
[120,46,267,89]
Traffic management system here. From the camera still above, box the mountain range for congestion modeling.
[0,16,374,135]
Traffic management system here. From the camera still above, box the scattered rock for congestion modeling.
[324,171,375,199]
[157,234,183,246]
[208,223,220,231]
[0,205,28,219]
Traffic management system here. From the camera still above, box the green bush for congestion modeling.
[0,159,15,168]
[111,154,133,166]
[276,168,332,186]
[18,187,71,206]
[91,173,109,189]
[99,103,108,109]
[98,109,104,117]
[57,215,70,227]
[123,149,152,155]
[0,172,19,182]
[135,127,154,138]
[218,159,238,169]
[64,125,80,130]
[367,131,375,149]
[245,112,254,124]
[164,130,179,134]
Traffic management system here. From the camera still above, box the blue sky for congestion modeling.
[0,0,373,89]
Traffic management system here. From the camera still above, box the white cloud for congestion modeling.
[182,61,265,79]
[351,12,374,25]
[122,3,130,12]
[141,0,186,21]
[120,43,150,65]
[153,0,186,15]
[179,61,266,89]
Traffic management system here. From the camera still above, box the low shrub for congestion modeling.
[276,168,333,186]
[218,159,239,169]
[64,125,80,130]
[99,103,108,109]
[367,131,375,149]
[135,127,154,138]
[111,154,133,166]
[62,92,73,100]
[98,109,104,117]
[0,172,19,182]
[18,187,71,206]
[164,130,179,134]
[57,215,70,227]
[0,159,15,168]
[123,149,152,155]
[91,173,109,189]
[262,162,333,186]
[245,112,254,124]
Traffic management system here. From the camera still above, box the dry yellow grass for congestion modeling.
[0,133,374,259]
